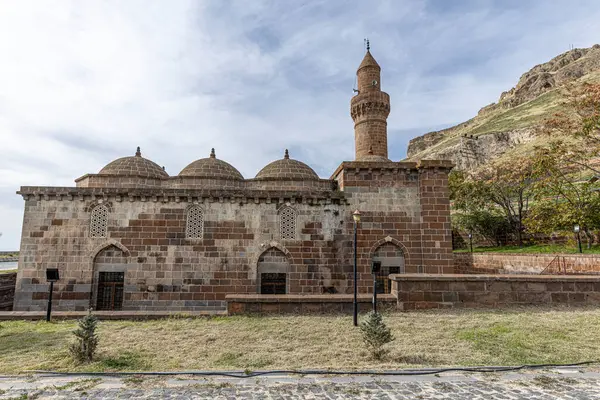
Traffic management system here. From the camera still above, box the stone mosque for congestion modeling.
[13,48,453,312]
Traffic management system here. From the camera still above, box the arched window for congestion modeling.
[186,205,204,239]
[89,205,109,238]
[279,206,297,240]
[372,242,405,294]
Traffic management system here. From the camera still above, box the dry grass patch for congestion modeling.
[1,308,600,373]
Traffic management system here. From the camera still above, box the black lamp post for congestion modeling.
[352,210,361,326]
[371,261,381,313]
[45,268,60,322]
[468,232,473,253]
[574,224,583,254]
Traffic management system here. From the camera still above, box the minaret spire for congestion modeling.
[350,44,390,161]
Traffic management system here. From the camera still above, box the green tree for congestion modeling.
[69,309,99,363]
[359,312,395,360]
[450,157,536,247]
[452,210,512,247]
[527,83,600,247]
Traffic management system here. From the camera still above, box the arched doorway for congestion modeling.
[372,242,405,294]
[257,247,290,294]
[91,245,128,310]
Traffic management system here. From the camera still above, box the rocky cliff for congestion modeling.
[407,44,600,171]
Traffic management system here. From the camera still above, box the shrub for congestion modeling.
[359,311,395,360]
[69,309,99,363]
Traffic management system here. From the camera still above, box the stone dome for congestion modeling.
[255,149,319,180]
[179,149,243,180]
[99,147,168,179]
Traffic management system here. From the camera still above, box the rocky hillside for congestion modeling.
[406,44,600,171]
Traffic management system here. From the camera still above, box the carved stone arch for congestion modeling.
[254,242,292,294]
[276,203,296,213]
[252,241,292,267]
[185,203,204,212]
[368,235,410,263]
[89,240,131,310]
[90,239,131,262]
[369,236,408,294]
[85,201,113,213]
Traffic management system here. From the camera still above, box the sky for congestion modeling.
[0,0,599,250]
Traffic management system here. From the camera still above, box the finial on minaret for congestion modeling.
[135,146,141,157]
[366,38,370,51]
[284,149,289,159]
[210,148,216,158]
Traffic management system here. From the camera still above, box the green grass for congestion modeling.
[0,252,18,259]
[0,269,17,274]
[454,244,600,254]
[1,309,600,374]
[469,89,562,136]
[408,88,565,161]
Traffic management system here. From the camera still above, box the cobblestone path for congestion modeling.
[1,370,600,399]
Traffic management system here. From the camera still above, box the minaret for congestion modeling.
[350,42,391,161]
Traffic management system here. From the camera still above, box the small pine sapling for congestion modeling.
[359,311,395,360]
[69,309,99,362]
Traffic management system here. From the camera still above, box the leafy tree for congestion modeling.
[69,309,99,363]
[452,210,512,247]
[527,83,600,247]
[538,83,600,172]
[359,312,395,360]
[450,157,536,247]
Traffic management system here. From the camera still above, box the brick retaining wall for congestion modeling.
[226,294,396,314]
[0,273,16,311]
[391,274,600,310]
[454,253,600,274]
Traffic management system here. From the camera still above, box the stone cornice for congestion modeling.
[17,186,349,205]
[330,159,454,179]
[330,161,418,180]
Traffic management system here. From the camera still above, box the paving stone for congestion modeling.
[2,372,600,399]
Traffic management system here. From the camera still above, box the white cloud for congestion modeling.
[0,0,600,250]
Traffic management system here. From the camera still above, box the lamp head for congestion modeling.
[352,210,361,223]
[574,224,581,233]
[46,268,59,282]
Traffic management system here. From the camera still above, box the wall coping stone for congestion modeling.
[454,253,600,258]
[225,294,396,303]
[0,310,226,320]
[390,274,600,282]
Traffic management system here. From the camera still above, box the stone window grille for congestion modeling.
[279,207,296,240]
[186,206,204,239]
[89,205,109,238]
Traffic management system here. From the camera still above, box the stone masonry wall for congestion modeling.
[332,160,454,292]
[13,195,357,311]
[226,294,396,315]
[391,274,600,310]
[15,160,453,312]
[454,253,600,274]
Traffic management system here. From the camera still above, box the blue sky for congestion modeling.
[0,0,599,250]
